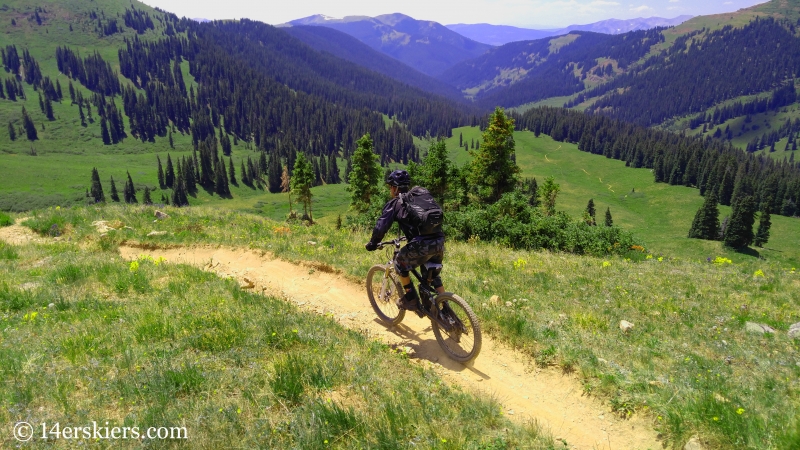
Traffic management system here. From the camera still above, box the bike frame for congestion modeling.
[379,237,459,332]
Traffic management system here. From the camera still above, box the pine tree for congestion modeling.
[753,203,772,247]
[7,121,15,141]
[687,191,720,240]
[100,118,111,145]
[347,133,382,213]
[469,107,519,203]
[280,165,292,215]
[228,157,236,185]
[259,151,268,177]
[344,157,353,181]
[21,106,37,140]
[109,176,120,202]
[68,81,75,103]
[291,152,314,221]
[78,103,86,127]
[417,140,450,204]
[157,155,165,189]
[142,187,152,205]
[328,154,340,184]
[540,176,560,216]
[584,199,597,225]
[124,171,138,204]
[44,96,54,121]
[165,154,175,188]
[168,130,174,149]
[241,161,249,186]
[604,207,613,226]
[723,195,756,248]
[459,132,462,147]
[215,157,230,196]
[268,154,282,193]
[89,167,105,203]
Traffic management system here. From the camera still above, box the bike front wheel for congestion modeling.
[366,264,405,326]
[431,293,482,363]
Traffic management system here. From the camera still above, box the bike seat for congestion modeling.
[424,262,443,271]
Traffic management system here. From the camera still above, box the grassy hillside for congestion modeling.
[439,128,800,267]
[14,205,800,449]
[0,232,550,448]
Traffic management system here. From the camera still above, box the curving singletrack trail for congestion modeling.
[0,218,662,449]
[117,244,663,450]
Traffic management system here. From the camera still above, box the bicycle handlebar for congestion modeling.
[377,236,407,249]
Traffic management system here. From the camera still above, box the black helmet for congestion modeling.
[386,169,410,187]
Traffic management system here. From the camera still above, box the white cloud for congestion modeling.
[630,5,654,12]
[590,0,621,5]
[669,0,680,3]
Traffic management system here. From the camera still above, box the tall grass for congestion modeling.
[0,231,551,448]
[22,204,800,448]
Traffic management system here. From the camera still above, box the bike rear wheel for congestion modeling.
[366,264,405,326]
[431,293,482,363]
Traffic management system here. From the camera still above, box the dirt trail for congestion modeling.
[0,219,662,448]
[118,244,663,450]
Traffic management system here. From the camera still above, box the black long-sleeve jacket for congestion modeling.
[369,189,445,245]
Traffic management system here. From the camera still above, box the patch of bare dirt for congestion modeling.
[0,218,46,245]
[119,244,663,450]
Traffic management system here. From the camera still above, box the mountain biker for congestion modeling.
[365,169,445,312]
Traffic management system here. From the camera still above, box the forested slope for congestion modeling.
[283,25,466,102]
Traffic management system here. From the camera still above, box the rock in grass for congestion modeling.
[619,320,634,333]
[154,210,169,220]
[745,322,775,334]
[684,436,704,450]
[788,322,800,339]
[490,295,501,305]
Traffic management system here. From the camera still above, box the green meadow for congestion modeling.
[11,204,800,449]
[0,235,550,449]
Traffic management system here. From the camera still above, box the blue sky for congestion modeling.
[141,0,769,28]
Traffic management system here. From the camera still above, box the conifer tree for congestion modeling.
[687,191,720,240]
[604,207,613,226]
[469,107,519,203]
[417,140,449,204]
[215,157,230,196]
[78,103,86,127]
[142,186,152,205]
[347,133,382,212]
[344,156,353,181]
[157,155,165,189]
[100,118,111,145]
[44,96,54,121]
[723,195,756,248]
[168,130,174,149]
[241,161,249,186]
[109,176,120,202]
[259,151,268,177]
[228,157,236,185]
[540,176,560,216]
[281,165,292,214]
[267,155,282,193]
[124,171,138,204]
[328,154,340,184]
[459,132,462,147]
[291,152,314,221]
[68,80,75,103]
[21,106,37,140]
[754,203,772,247]
[8,121,15,141]
[584,199,597,225]
[90,167,105,203]
[165,154,175,188]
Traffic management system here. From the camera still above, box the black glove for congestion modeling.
[365,242,378,252]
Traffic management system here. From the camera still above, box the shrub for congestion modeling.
[0,211,12,227]
[446,191,640,256]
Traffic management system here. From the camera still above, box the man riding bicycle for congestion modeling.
[365,170,445,313]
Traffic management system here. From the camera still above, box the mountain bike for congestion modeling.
[366,236,482,363]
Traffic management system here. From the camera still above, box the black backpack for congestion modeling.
[399,187,444,235]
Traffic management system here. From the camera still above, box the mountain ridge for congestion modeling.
[447,16,693,45]
[281,13,493,76]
